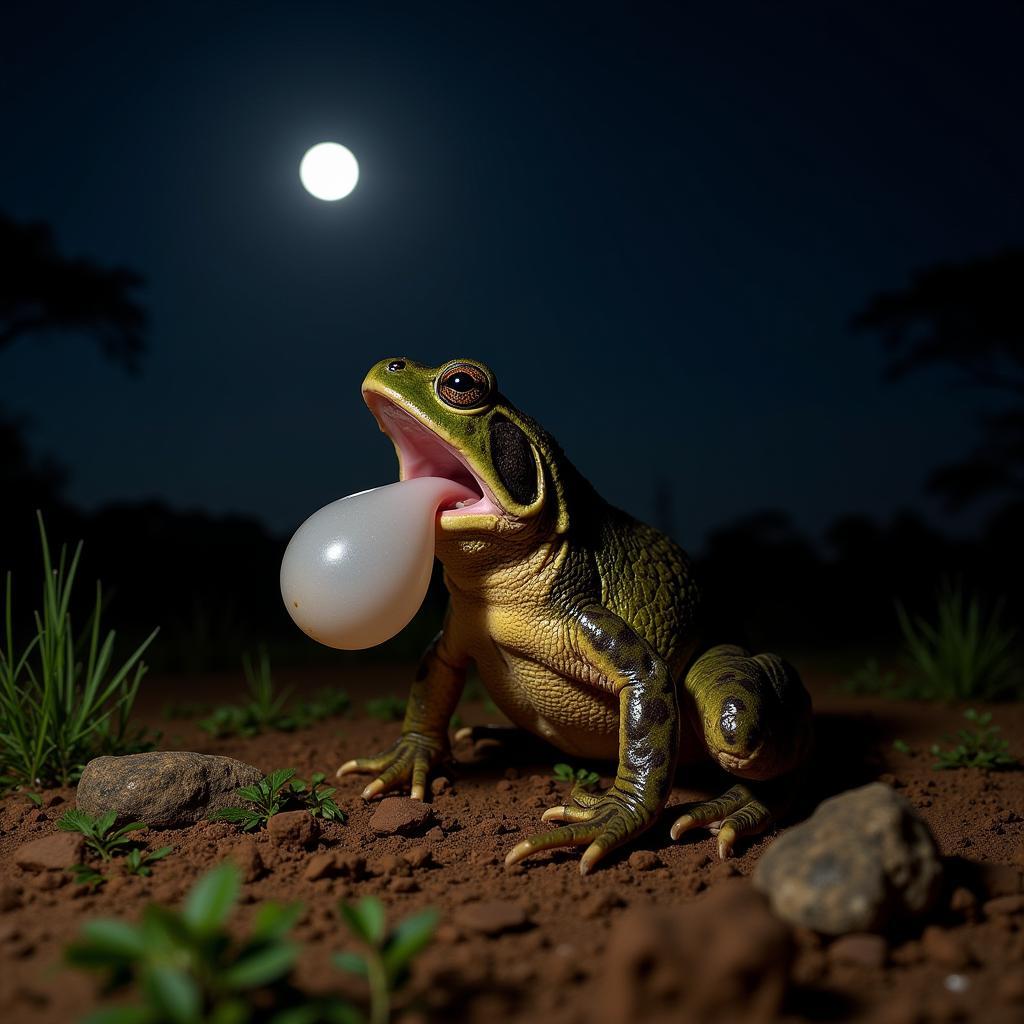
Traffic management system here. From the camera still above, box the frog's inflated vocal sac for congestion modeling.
[339,357,813,874]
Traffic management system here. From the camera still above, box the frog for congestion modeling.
[338,356,813,874]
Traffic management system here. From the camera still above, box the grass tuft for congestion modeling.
[931,709,1019,771]
[0,513,158,787]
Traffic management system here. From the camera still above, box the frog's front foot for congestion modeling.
[337,730,448,801]
[505,782,655,876]
[670,782,772,860]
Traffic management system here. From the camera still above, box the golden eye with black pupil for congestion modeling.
[437,363,491,408]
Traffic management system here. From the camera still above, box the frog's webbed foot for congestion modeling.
[670,782,771,860]
[505,783,652,876]
[337,730,448,801]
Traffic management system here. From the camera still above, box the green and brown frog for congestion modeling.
[339,356,812,874]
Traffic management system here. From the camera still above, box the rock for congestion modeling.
[453,900,530,936]
[828,933,887,969]
[592,880,793,1024]
[752,783,942,935]
[628,850,661,872]
[76,752,263,828]
[230,841,266,882]
[303,852,338,881]
[14,832,84,871]
[267,811,319,848]
[370,797,435,837]
[921,926,969,969]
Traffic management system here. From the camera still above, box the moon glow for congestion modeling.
[300,142,359,201]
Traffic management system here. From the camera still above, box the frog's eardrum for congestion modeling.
[280,477,477,649]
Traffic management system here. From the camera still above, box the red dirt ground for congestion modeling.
[1,663,1022,1023]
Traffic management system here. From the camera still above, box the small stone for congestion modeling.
[230,841,266,883]
[370,798,435,837]
[76,751,263,829]
[267,810,319,848]
[303,852,338,881]
[983,894,1024,917]
[752,783,942,935]
[921,926,969,969]
[628,850,661,872]
[828,933,887,969]
[335,852,365,878]
[453,900,530,936]
[0,884,22,912]
[402,846,433,869]
[949,887,977,917]
[371,854,412,877]
[425,826,445,842]
[14,832,84,871]
[430,777,450,796]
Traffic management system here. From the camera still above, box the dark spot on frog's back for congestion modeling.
[719,696,746,744]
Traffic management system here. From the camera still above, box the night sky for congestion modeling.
[2,2,1022,549]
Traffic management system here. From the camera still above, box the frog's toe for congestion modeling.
[670,783,771,859]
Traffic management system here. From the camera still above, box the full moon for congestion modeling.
[299,142,359,201]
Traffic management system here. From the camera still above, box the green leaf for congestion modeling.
[223,941,299,988]
[251,901,304,942]
[79,919,146,958]
[333,951,369,977]
[382,908,439,981]
[144,965,201,1024]
[81,1006,155,1024]
[147,845,173,863]
[339,897,385,945]
[58,808,95,835]
[183,863,240,934]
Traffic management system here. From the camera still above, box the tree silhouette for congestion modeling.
[853,249,1024,509]
[0,212,146,372]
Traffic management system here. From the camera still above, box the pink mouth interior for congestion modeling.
[366,395,504,520]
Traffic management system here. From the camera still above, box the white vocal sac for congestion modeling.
[280,477,478,650]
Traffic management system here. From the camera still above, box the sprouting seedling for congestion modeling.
[365,696,406,722]
[334,896,439,1024]
[931,708,1019,771]
[69,863,107,891]
[57,808,147,860]
[64,863,315,1023]
[122,845,173,877]
[291,771,346,822]
[210,767,297,831]
[553,763,600,791]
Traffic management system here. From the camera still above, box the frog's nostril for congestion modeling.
[387,359,406,372]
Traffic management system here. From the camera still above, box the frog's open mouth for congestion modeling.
[364,394,505,521]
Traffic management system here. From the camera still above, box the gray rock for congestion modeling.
[77,751,263,829]
[753,782,942,935]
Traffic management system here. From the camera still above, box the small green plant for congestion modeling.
[70,863,107,891]
[64,863,338,1024]
[892,738,912,755]
[898,584,1020,701]
[931,708,1020,771]
[57,808,147,861]
[291,771,345,821]
[553,763,600,790]
[123,845,174,877]
[211,767,347,831]
[365,696,406,722]
[335,896,439,1024]
[0,513,159,786]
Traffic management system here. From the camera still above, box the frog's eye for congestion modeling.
[436,363,491,409]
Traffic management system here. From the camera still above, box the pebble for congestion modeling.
[828,933,887,969]
[14,833,84,872]
[453,900,530,936]
[303,852,338,881]
[370,798,436,837]
[267,811,319,848]
[628,850,661,872]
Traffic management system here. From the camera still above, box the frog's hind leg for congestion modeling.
[671,644,812,859]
